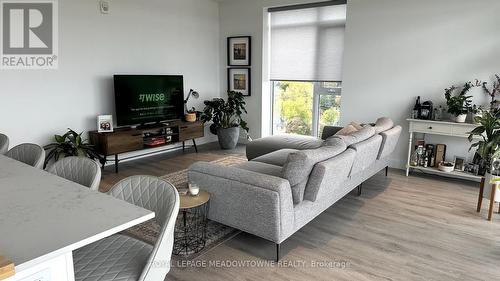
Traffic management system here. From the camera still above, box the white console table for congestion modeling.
[0,155,154,281]
[406,118,481,182]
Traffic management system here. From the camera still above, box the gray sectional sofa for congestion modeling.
[188,117,402,260]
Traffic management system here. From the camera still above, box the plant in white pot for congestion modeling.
[445,82,473,123]
[201,91,249,149]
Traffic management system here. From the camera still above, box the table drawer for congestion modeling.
[412,122,452,134]
[452,125,476,137]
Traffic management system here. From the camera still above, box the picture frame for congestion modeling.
[97,115,114,133]
[228,68,251,96]
[227,36,251,66]
[454,156,465,171]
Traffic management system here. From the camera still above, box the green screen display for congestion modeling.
[114,75,184,126]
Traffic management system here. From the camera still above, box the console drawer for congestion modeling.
[412,122,452,135]
[452,125,476,138]
[179,124,204,141]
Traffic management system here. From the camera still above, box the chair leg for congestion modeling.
[276,243,280,262]
[488,183,496,221]
[477,178,485,213]
[357,184,363,196]
[385,166,389,177]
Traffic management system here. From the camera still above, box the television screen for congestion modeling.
[114,75,184,126]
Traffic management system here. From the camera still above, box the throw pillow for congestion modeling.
[335,124,358,136]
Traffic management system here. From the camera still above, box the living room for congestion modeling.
[1,0,499,281]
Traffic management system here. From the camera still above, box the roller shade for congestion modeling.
[269,3,346,81]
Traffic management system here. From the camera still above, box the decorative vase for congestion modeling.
[216,127,240,149]
[185,113,197,122]
[454,114,467,123]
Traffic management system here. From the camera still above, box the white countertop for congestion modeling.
[0,155,155,272]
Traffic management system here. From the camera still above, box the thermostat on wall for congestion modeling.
[100,1,109,14]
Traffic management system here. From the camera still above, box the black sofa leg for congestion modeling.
[276,243,280,262]
[385,166,389,176]
[357,184,363,196]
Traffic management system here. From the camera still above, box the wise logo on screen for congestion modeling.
[1,0,58,69]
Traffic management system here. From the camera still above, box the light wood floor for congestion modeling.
[101,143,500,281]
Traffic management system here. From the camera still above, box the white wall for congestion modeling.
[218,0,326,140]
[219,0,500,168]
[0,0,220,150]
[341,0,500,168]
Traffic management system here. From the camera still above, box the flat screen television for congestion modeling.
[114,75,184,126]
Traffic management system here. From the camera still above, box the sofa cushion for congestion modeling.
[373,117,394,133]
[252,148,299,167]
[282,143,347,204]
[234,162,283,178]
[377,125,402,160]
[322,137,345,147]
[246,134,323,160]
[349,135,383,176]
[325,126,376,147]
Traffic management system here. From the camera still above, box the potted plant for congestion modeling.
[201,91,249,149]
[468,109,500,179]
[476,75,500,110]
[445,82,473,123]
[44,129,104,168]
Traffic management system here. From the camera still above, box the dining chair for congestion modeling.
[46,157,101,191]
[5,143,45,169]
[73,175,180,281]
[0,133,8,154]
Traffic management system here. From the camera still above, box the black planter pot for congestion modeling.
[216,127,240,149]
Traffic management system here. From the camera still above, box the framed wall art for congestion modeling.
[228,68,251,96]
[227,36,251,66]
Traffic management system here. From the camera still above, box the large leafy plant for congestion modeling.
[445,82,473,116]
[468,109,500,171]
[44,129,104,167]
[201,91,249,135]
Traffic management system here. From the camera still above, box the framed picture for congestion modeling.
[227,36,251,66]
[228,68,251,96]
[454,156,465,171]
[98,115,114,133]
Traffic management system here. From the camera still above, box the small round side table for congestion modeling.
[173,190,210,255]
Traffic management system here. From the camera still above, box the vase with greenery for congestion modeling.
[445,82,473,123]
[44,129,104,167]
[201,91,249,149]
[468,109,500,176]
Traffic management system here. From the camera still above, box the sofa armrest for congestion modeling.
[187,162,294,243]
[321,126,343,140]
[246,134,323,160]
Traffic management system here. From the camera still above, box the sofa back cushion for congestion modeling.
[282,142,347,204]
[377,125,402,160]
[324,126,375,147]
[349,135,383,176]
[373,117,394,133]
[304,149,356,202]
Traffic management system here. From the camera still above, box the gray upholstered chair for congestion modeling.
[6,143,45,169]
[73,175,180,281]
[46,157,102,191]
[0,133,8,155]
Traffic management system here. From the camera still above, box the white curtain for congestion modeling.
[269,4,346,81]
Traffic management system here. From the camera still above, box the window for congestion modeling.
[272,81,341,136]
[269,2,346,137]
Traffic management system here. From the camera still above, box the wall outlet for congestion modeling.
[99,0,109,14]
